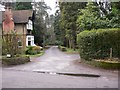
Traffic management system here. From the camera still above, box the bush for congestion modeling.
[25,46,42,55]
[58,46,67,51]
[77,28,120,60]
[2,56,30,65]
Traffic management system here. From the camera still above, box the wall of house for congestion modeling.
[26,35,35,46]
[26,20,33,30]
[15,24,27,49]
[15,24,27,34]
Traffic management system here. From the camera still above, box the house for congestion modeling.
[2,6,35,49]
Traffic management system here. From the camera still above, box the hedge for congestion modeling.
[77,28,120,60]
[2,56,30,65]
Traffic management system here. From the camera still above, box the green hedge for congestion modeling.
[77,28,120,60]
[2,56,30,65]
[26,46,42,55]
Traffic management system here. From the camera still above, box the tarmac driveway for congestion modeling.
[3,46,118,75]
[2,46,119,88]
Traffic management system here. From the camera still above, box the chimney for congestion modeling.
[3,2,14,33]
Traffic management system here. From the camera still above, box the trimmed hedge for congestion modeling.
[77,28,120,60]
[2,56,30,65]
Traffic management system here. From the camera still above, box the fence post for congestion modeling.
[110,48,112,60]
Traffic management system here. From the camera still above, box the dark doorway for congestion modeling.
[28,41,31,46]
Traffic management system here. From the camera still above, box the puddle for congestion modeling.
[34,71,100,78]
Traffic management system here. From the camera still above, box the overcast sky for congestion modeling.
[0,0,57,14]
[44,0,57,15]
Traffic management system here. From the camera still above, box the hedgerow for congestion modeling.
[77,28,120,60]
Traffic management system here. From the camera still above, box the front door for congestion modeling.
[28,41,31,46]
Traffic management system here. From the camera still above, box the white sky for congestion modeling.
[0,4,5,11]
[44,0,57,15]
[0,0,57,14]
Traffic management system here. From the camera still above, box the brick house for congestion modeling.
[2,6,35,49]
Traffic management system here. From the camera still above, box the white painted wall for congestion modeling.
[26,35,36,46]
[26,20,33,30]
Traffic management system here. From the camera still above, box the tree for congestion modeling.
[106,2,120,28]
[45,14,56,45]
[77,2,101,31]
[77,1,120,32]
[54,9,63,45]
[15,2,32,10]
[58,2,86,49]
[32,2,51,46]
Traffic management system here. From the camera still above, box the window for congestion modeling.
[28,37,31,41]
[27,30,31,34]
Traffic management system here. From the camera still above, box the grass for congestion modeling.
[65,48,79,54]
[59,46,79,54]
[81,58,120,70]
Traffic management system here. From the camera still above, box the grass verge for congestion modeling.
[59,46,79,54]
[81,58,120,70]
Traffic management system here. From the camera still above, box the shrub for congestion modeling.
[58,46,67,51]
[2,56,30,65]
[2,32,20,56]
[25,46,42,55]
[77,28,120,60]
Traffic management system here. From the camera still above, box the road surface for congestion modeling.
[2,46,119,88]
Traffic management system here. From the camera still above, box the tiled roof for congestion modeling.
[13,10,33,23]
[2,10,33,23]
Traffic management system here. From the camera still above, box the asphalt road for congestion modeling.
[2,46,119,88]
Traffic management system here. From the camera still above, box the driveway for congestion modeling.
[2,46,119,88]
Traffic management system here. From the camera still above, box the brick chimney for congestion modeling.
[3,2,14,34]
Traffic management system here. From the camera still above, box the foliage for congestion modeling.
[45,15,56,45]
[2,56,30,65]
[58,2,87,49]
[54,10,63,45]
[77,2,103,31]
[15,2,32,10]
[2,31,21,57]
[58,46,67,51]
[33,2,51,46]
[77,28,120,60]
[26,46,42,55]
[106,2,120,28]
[77,2,120,32]
[58,45,78,53]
